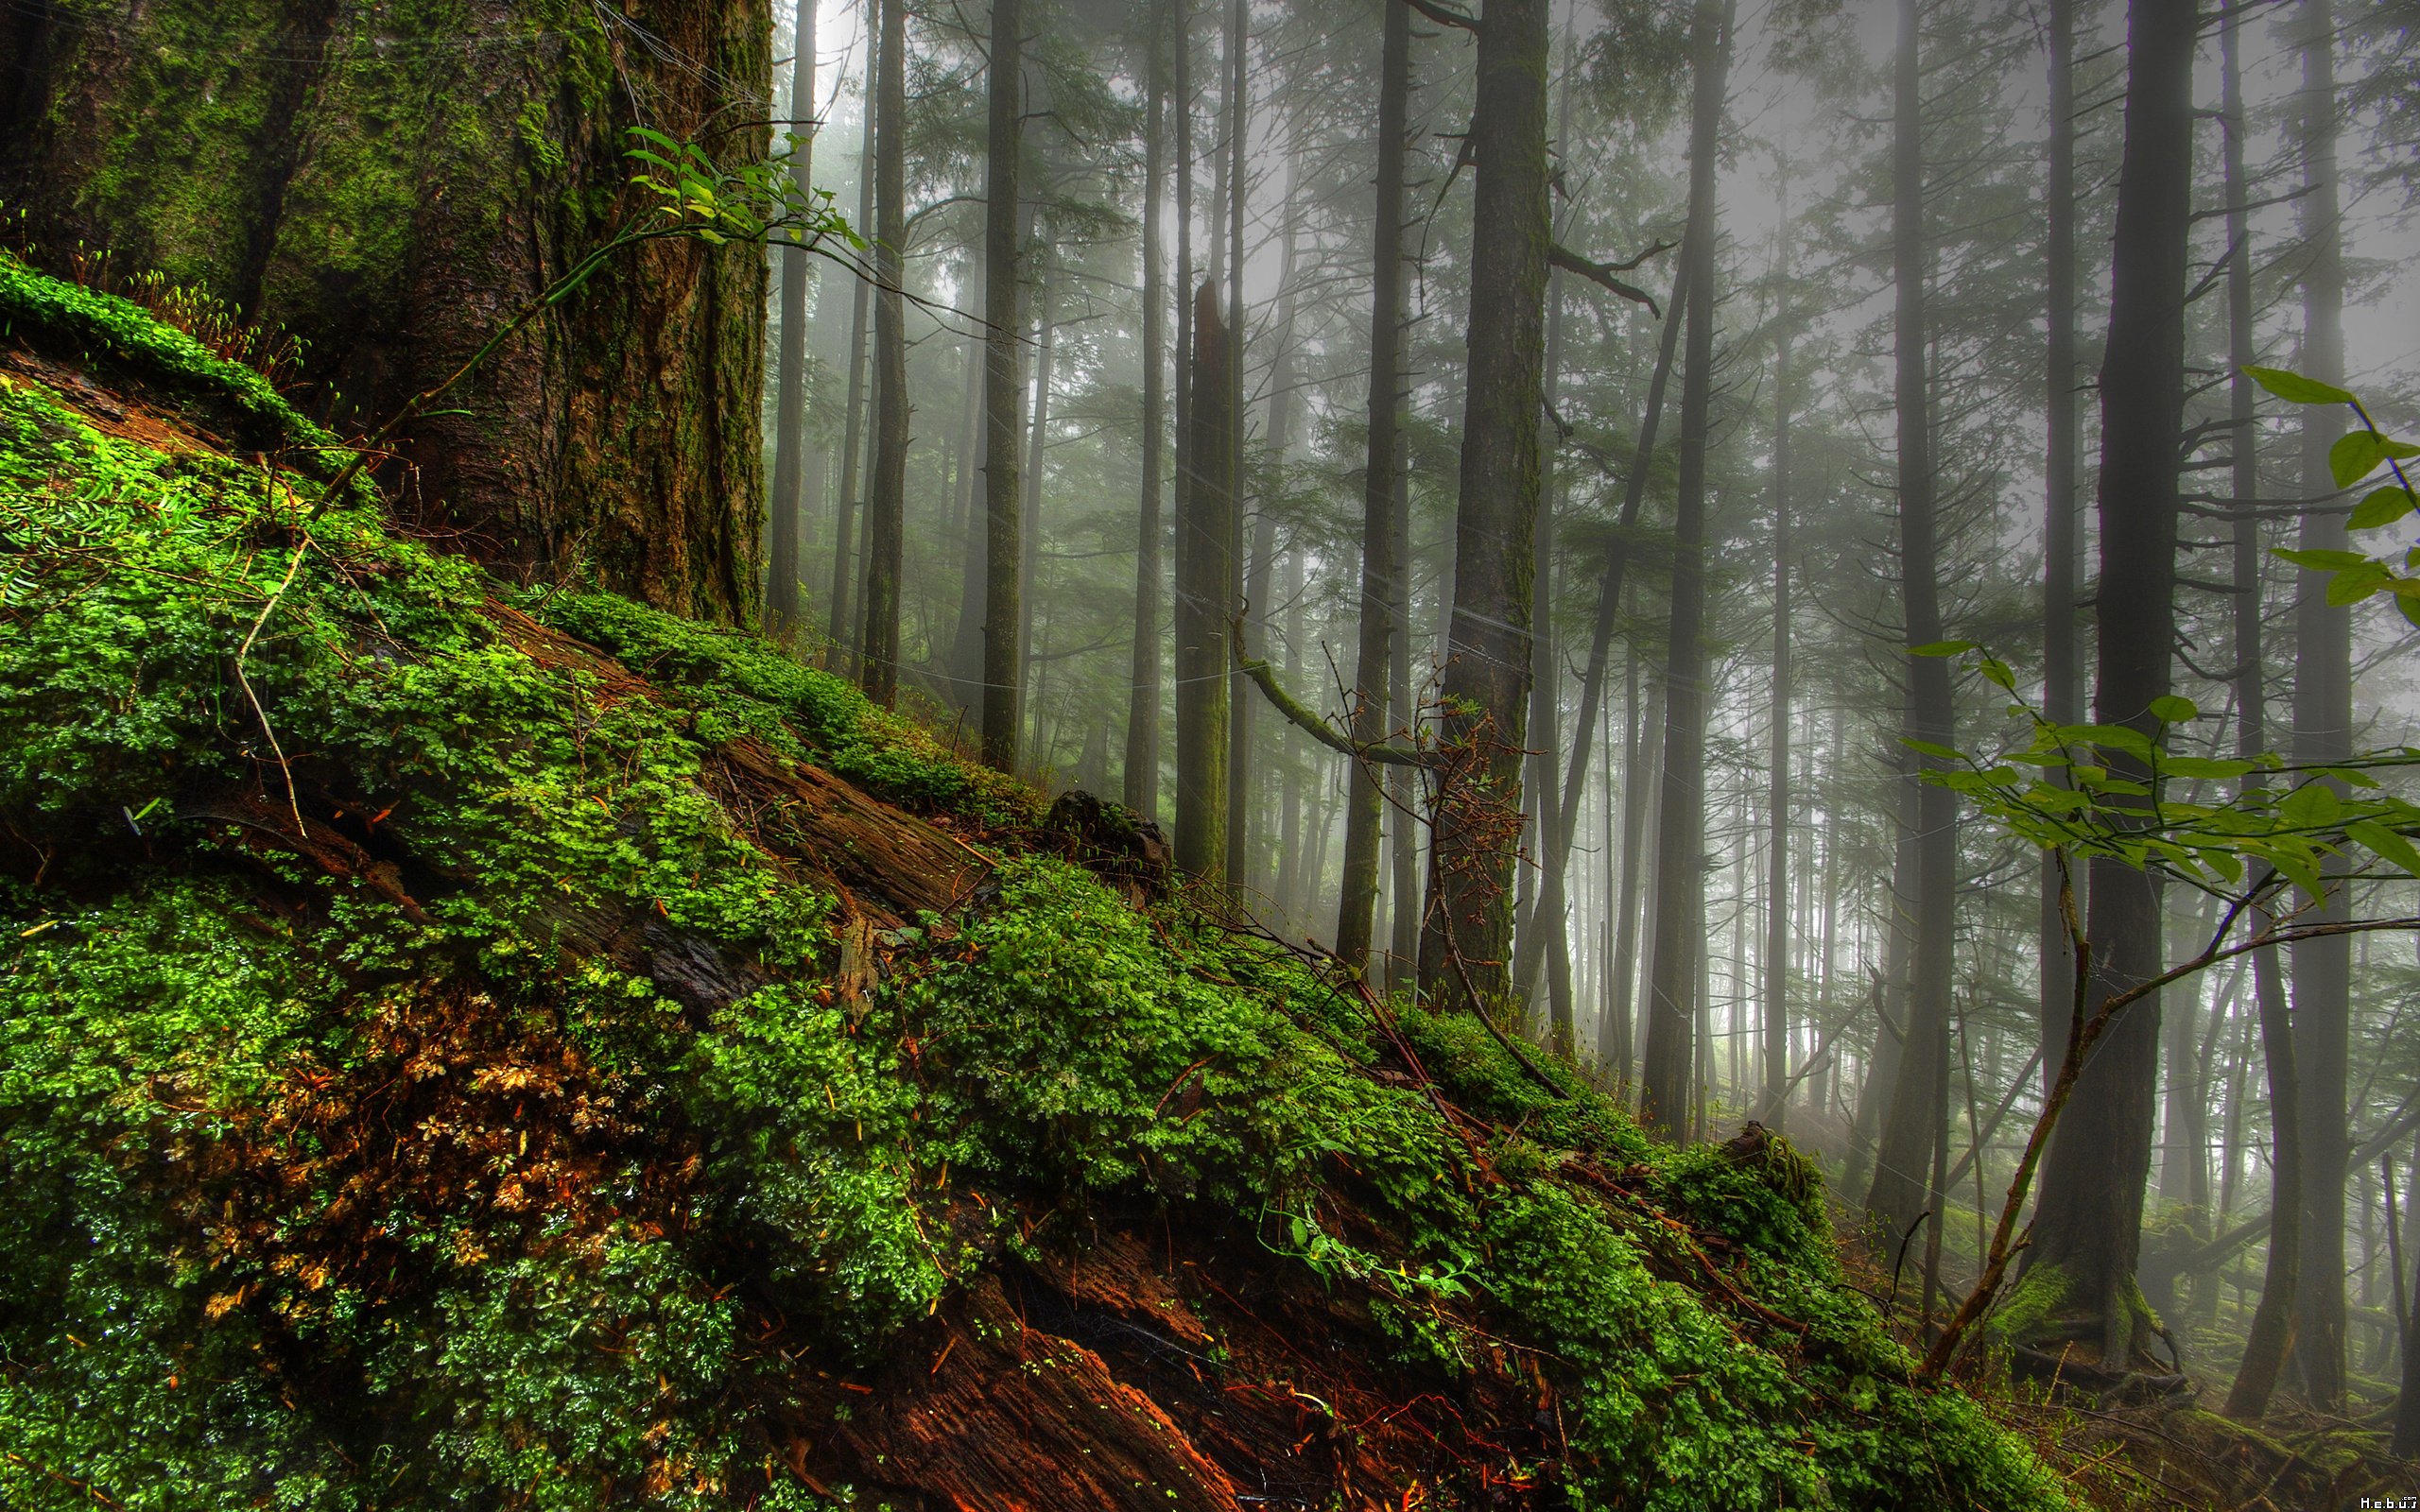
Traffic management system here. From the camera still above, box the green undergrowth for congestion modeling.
[0,262,2071,1509]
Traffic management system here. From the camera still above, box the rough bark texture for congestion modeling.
[2021,0,2194,1362]
[1866,0,1957,1250]
[980,0,1027,769]
[0,0,772,622]
[1414,0,1552,1017]
[1335,0,1411,971]
[1637,0,1732,1135]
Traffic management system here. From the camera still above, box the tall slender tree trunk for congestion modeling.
[2039,0,2083,1099]
[2221,7,2305,1419]
[1124,11,1169,814]
[1221,0,1251,889]
[1867,0,1957,1247]
[767,0,819,637]
[1412,0,1554,1015]
[856,0,909,705]
[1387,426,1422,988]
[979,0,1025,767]
[1174,281,1235,878]
[1763,308,1794,1126]
[1017,256,1058,763]
[831,81,879,656]
[2289,0,2353,1411]
[947,314,986,708]
[1246,208,1303,903]
[1168,0,1197,826]
[1637,0,1734,1133]
[1336,0,1412,970]
[2021,0,2195,1363]
[1516,38,1580,1052]
[1603,641,1649,1078]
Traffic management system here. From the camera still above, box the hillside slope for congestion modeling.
[0,257,2072,1511]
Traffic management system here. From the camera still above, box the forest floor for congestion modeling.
[1822,1214,2417,1510]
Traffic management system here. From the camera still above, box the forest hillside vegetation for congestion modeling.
[0,254,2075,1510]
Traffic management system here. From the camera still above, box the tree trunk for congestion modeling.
[1411,0,1554,1016]
[1516,39,1580,1052]
[2039,0,2083,1101]
[1174,281,1234,879]
[1867,0,1958,1249]
[1124,9,1169,816]
[979,0,1026,769]
[1168,0,1197,824]
[831,112,879,655]
[1336,0,1412,971]
[767,0,820,638]
[1763,308,1793,1127]
[2288,0,2353,1413]
[1245,206,1303,904]
[2021,0,2194,1364]
[1637,0,1735,1134]
[1017,256,1058,763]
[1387,425,1422,988]
[856,0,910,705]
[0,0,774,621]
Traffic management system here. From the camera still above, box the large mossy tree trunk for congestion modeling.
[1413,0,1551,1017]
[0,0,772,623]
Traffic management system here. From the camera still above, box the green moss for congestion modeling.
[0,263,2073,1511]
[0,250,369,492]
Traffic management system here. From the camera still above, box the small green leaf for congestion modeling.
[1902,738,1961,761]
[1979,657,2016,691]
[2148,695,2199,724]
[2345,818,2420,876]
[2327,565,2394,607]
[2332,430,2420,490]
[2279,782,2342,828]
[2243,365,2354,405]
[2349,485,2416,531]
[2275,546,2374,572]
[1911,640,1976,657]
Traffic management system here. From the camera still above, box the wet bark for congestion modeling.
[0,0,774,621]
